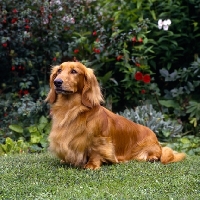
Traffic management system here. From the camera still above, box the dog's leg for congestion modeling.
[84,138,118,170]
[84,154,102,170]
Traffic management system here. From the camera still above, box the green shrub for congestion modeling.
[158,56,200,133]
[0,137,29,155]
[119,104,183,141]
[1,0,200,152]
[0,92,50,153]
[167,135,200,156]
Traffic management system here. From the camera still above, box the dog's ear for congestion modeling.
[45,65,59,104]
[82,68,104,108]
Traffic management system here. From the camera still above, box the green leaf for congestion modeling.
[98,71,113,84]
[159,100,179,108]
[180,137,190,144]
[159,69,169,77]
[162,130,171,137]
[39,116,48,124]
[9,124,23,134]
[31,134,42,144]
[150,10,156,20]
[30,130,42,144]
[137,0,142,9]
[28,126,38,134]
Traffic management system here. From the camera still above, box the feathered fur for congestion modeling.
[46,62,186,169]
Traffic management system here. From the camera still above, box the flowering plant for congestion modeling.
[158,19,171,31]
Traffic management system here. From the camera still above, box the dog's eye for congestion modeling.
[57,69,62,74]
[71,69,77,74]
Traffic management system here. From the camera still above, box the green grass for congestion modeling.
[0,153,200,200]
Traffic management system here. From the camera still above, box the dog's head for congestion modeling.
[45,62,104,108]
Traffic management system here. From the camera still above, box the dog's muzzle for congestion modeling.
[54,78,63,88]
[54,78,73,94]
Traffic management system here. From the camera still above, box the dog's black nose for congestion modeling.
[54,78,63,87]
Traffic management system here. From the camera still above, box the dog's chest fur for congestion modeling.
[48,96,90,166]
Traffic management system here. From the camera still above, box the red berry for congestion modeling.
[74,49,79,54]
[143,74,151,83]
[135,63,141,67]
[92,31,97,36]
[11,18,18,24]
[93,48,100,54]
[12,9,18,13]
[135,71,143,81]
[23,90,29,95]
[138,38,143,43]
[2,42,7,48]
[132,37,137,42]
[25,25,30,30]
[25,19,30,23]
[116,55,123,61]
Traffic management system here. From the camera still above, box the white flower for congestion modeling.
[62,15,75,24]
[163,25,169,31]
[50,0,62,11]
[166,19,171,25]
[158,19,163,29]
[158,19,171,31]
[43,17,49,25]
[70,18,75,24]
[24,31,30,38]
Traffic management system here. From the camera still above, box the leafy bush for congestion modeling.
[0,0,200,154]
[158,56,200,133]
[134,0,200,133]
[0,137,29,156]
[0,92,50,153]
[143,0,200,71]
[0,0,157,110]
[166,135,200,156]
[119,104,183,141]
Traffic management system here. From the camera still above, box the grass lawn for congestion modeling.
[0,152,200,200]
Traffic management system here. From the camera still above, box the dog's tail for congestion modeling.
[160,146,186,164]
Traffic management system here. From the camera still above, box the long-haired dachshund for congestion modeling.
[45,62,186,169]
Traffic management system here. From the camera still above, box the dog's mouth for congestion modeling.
[55,88,73,94]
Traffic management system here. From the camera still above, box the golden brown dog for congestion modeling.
[46,62,186,169]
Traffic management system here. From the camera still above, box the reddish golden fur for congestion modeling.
[46,62,186,169]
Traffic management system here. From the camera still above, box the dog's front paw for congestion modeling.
[84,163,101,170]
[60,160,66,164]
[147,156,159,163]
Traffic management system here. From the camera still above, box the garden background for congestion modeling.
[0,0,200,155]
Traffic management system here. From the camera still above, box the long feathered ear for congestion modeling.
[82,68,104,108]
[45,65,60,104]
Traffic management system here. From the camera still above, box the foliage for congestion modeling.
[0,0,156,111]
[0,0,200,152]
[141,0,200,132]
[1,153,200,199]
[119,104,183,141]
[0,116,50,155]
[0,92,50,153]
[0,137,29,155]
[158,56,200,131]
[143,0,200,71]
[166,135,200,156]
